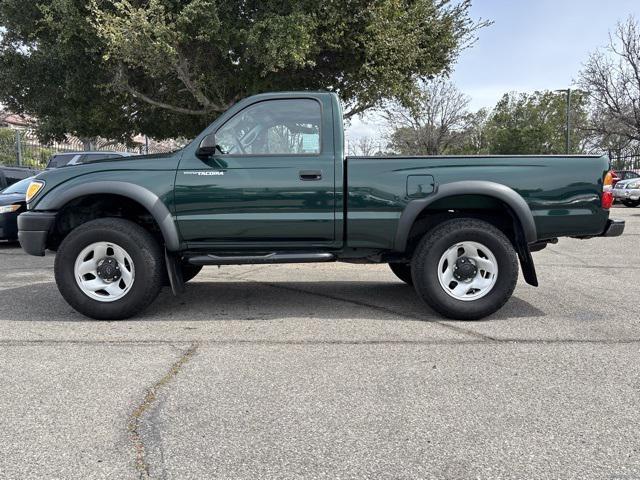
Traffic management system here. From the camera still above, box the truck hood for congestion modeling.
[28,151,183,210]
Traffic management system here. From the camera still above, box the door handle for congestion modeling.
[299,170,322,181]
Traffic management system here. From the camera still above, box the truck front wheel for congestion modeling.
[54,218,164,320]
[411,218,518,320]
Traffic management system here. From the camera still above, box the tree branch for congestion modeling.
[174,53,217,109]
[115,66,215,116]
[123,82,211,116]
[344,102,376,119]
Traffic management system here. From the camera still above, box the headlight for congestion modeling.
[25,180,45,203]
[627,182,640,189]
[0,204,21,214]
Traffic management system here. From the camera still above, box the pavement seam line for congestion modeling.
[127,341,199,480]
[0,337,640,347]
[3,338,640,346]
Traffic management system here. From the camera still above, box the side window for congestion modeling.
[216,99,321,155]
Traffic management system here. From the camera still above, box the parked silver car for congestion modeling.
[613,178,640,207]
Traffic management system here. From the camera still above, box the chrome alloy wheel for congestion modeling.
[74,242,135,302]
[437,241,498,301]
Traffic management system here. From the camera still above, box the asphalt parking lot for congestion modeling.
[1,207,639,480]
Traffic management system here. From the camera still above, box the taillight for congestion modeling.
[602,171,614,209]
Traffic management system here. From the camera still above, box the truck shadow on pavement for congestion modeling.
[0,281,545,322]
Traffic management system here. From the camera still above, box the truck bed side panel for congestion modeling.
[346,155,610,249]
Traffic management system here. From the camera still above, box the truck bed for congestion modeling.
[345,154,610,249]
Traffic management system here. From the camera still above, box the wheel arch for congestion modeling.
[394,181,538,287]
[394,181,537,252]
[37,181,181,251]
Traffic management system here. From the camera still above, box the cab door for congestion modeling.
[174,96,337,249]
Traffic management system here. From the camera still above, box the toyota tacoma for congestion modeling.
[17,92,624,320]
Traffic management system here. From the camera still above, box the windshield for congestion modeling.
[1,177,33,195]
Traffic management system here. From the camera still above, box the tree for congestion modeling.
[446,108,490,154]
[0,0,488,142]
[484,90,589,154]
[384,78,472,155]
[579,16,640,161]
[347,136,383,156]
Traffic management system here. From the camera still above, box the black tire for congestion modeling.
[389,262,413,285]
[622,200,640,208]
[411,218,519,320]
[54,218,164,320]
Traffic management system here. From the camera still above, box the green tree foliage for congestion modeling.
[0,0,486,141]
[0,128,55,168]
[446,108,490,154]
[384,87,589,155]
[484,90,589,154]
[0,128,16,165]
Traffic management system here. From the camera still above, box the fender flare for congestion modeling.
[35,181,182,251]
[393,180,537,252]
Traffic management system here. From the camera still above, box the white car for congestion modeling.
[613,178,640,207]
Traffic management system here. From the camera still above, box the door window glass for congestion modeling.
[216,99,321,155]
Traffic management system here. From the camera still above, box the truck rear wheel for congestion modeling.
[388,263,413,285]
[54,218,164,320]
[411,218,518,320]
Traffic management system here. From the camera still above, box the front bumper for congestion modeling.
[17,211,57,256]
[600,219,625,237]
[0,212,20,240]
[612,188,640,201]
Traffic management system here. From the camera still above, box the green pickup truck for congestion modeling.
[18,92,624,320]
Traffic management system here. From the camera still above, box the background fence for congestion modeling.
[2,125,639,173]
[0,128,177,169]
[610,153,640,172]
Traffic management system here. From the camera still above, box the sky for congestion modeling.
[347,0,639,141]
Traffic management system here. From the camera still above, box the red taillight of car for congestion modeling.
[602,171,614,209]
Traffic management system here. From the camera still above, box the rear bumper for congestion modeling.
[17,211,57,256]
[600,219,625,237]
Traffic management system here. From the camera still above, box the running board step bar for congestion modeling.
[187,252,336,266]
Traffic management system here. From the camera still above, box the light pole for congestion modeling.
[555,88,571,154]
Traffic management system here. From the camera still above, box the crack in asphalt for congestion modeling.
[127,342,199,480]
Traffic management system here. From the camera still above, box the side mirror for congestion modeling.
[195,133,222,160]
